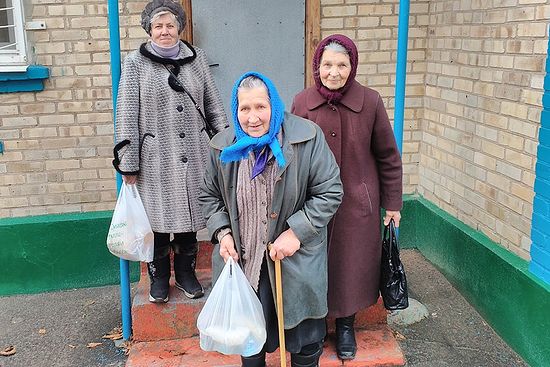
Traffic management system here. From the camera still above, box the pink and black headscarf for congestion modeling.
[313,34,359,104]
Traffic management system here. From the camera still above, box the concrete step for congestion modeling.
[126,326,405,367]
[133,265,387,342]
[132,269,213,342]
[133,240,388,342]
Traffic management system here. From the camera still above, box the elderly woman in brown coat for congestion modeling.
[291,34,403,361]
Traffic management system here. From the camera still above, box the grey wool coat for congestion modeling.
[292,80,403,318]
[198,113,343,329]
[115,41,227,233]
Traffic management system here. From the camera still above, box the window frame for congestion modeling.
[0,0,28,72]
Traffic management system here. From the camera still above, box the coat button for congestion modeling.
[176,105,183,112]
[330,131,337,137]
[181,157,188,163]
[270,212,278,219]
[179,132,185,138]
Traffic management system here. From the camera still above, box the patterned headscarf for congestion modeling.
[313,34,359,103]
[220,71,286,168]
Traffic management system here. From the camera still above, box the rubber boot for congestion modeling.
[291,342,323,367]
[335,314,356,360]
[173,241,204,299]
[147,255,170,303]
[241,352,266,367]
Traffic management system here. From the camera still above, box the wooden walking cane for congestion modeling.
[269,244,287,367]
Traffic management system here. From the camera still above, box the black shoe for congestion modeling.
[174,252,204,299]
[335,314,356,360]
[174,270,204,299]
[147,256,170,303]
[241,352,266,367]
[291,341,323,367]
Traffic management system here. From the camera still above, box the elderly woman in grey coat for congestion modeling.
[199,71,343,367]
[113,0,227,303]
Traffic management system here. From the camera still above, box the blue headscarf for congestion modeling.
[220,71,286,168]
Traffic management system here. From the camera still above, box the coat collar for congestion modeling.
[306,80,364,113]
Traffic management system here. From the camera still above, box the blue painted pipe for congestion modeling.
[394,0,410,155]
[107,0,132,340]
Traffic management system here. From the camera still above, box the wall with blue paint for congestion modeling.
[530,37,550,285]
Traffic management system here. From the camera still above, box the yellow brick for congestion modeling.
[501,101,528,119]
[481,140,505,158]
[517,22,548,37]
[504,149,532,171]
[70,17,108,28]
[58,102,94,113]
[514,56,544,72]
[323,6,357,17]
[322,17,344,28]
[21,127,58,138]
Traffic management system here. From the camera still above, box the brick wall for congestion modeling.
[0,0,148,218]
[418,1,548,259]
[1,0,548,259]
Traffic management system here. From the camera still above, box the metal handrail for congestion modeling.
[107,0,132,341]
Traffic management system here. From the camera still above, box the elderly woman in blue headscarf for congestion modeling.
[199,72,343,367]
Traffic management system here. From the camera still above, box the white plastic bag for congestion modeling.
[106,183,154,262]
[197,257,267,357]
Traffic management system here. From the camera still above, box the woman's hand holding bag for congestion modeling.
[197,257,266,357]
[106,182,154,262]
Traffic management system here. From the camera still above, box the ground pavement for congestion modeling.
[0,250,527,367]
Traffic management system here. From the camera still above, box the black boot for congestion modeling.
[147,255,170,303]
[291,341,323,367]
[335,314,356,360]
[241,352,266,367]
[173,241,204,299]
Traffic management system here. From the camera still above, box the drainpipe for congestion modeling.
[394,0,410,155]
[107,0,132,341]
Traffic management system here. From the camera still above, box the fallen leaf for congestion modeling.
[68,344,77,349]
[84,300,96,306]
[87,342,102,349]
[0,346,16,356]
[392,330,406,340]
[38,328,46,335]
[102,327,123,340]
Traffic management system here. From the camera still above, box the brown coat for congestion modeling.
[291,80,403,317]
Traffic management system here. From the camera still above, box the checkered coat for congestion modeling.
[115,41,227,233]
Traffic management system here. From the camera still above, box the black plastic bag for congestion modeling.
[380,218,409,310]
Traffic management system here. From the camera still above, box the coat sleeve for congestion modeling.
[114,55,141,174]
[286,125,343,244]
[197,49,228,134]
[198,146,231,243]
[372,94,403,210]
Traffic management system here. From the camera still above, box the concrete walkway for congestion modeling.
[0,249,527,367]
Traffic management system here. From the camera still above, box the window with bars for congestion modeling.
[0,0,27,71]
